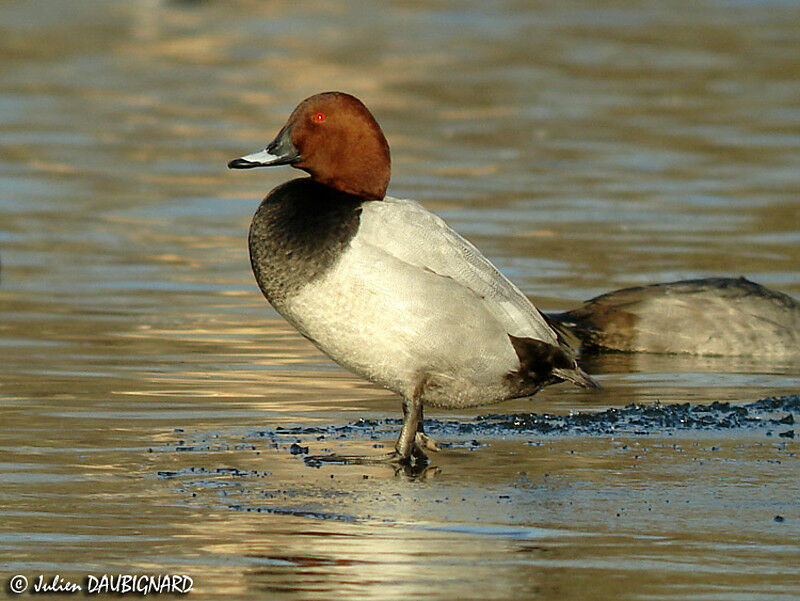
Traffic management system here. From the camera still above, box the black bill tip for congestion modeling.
[228,158,259,169]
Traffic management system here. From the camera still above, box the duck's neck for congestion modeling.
[297,133,390,200]
[313,172,388,200]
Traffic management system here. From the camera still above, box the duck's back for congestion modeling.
[356,197,558,345]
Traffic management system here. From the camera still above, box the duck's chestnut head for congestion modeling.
[229,92,391,200]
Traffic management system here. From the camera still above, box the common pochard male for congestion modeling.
[229,91,598,465]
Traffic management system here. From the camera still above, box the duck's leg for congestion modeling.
[395,396,422,459]
[409,403,441,457]
[304,395,437,467]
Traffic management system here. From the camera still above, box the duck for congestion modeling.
[228,91,599,465]
[546,277,800,358]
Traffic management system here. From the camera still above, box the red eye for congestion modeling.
[313,112,326,122]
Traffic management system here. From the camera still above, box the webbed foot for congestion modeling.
[303,450,435,478]
[303,395,440,472]
[414,431,441,453]
[304,451,404,467]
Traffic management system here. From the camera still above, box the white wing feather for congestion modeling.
[356,197,558,345]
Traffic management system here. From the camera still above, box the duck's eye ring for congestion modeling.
[313,112,326,123]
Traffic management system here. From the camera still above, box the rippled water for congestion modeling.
[1,1,799,599]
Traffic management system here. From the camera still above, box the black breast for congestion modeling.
[248,177,364,306]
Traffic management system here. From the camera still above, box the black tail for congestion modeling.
[508,335,601,390]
